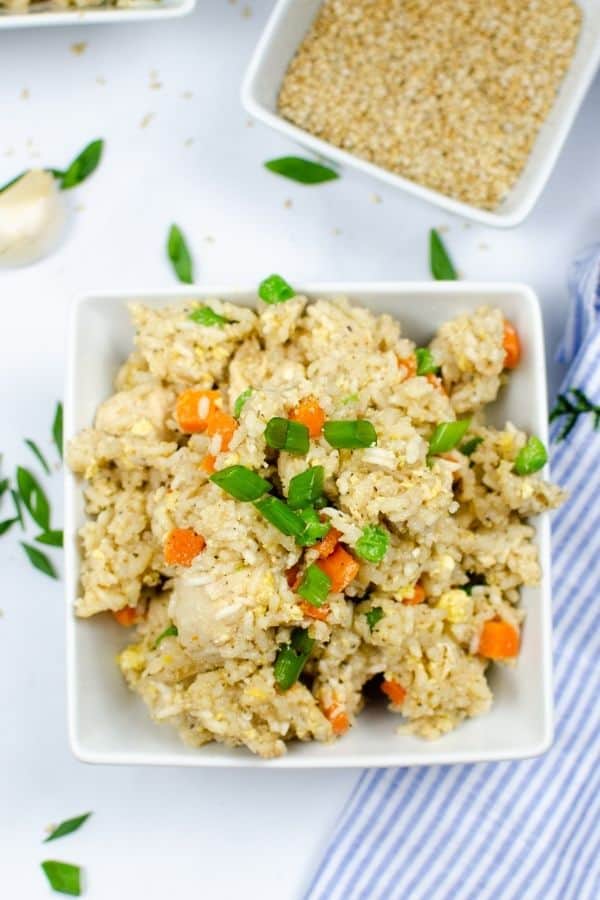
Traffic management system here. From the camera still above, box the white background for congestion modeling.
[1,2,599,898]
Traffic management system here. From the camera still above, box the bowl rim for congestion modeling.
[65,281,553,767]
[241,0,600,229]
[0,0,194,28]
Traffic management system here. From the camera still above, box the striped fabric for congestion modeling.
[306,247,600,900]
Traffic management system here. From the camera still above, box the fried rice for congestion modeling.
[68,293,565,758]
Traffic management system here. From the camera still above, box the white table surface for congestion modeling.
[1,3,599,898]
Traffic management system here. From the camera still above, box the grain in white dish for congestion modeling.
[68,294,565,757]
[277,0,582,210]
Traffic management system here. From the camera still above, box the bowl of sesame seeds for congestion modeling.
[242,0,600,227]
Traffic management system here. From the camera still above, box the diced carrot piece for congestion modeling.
[397,354,417,379]
[316,526,342,559]
[164,527,206,567]
[503,320,521,369]
[381,680,406,706]
[426,373,447,395]
[113,606,138,627]
[316,545,359,593]
[289,395,326,438]
[286,563,302,590]
[324,705,350,735]
[478,619,520,659]
[176,389,220,433]
[298,600,330,621]
[199,454,216,474]
[402,582,426,605]
[205,407,237,451]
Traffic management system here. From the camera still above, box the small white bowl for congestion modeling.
[65,282,552,767]
[242,0,600,228]
[0,0,194,29]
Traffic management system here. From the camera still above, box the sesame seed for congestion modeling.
[278,0,581,210]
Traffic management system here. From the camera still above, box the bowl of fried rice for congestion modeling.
[65,281,564,766]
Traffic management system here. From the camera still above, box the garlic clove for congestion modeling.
[0,169,67,267]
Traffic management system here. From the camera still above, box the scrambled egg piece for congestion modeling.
[436,590,473,624]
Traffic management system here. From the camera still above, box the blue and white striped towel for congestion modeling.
[306,246,600,900]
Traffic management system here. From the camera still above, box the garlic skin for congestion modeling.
[0,169,67,267]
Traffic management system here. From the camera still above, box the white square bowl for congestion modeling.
[241,0,600,228]
[65,282,553,767]
[0,0,194,29]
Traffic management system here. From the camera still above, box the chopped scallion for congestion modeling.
[21,542,57,579]
[234,388,252,418]
[323,420,377,450]
[16,466,50,530]
[0,518,18,536]
[296,507,331,547]
[254,496,305,539]
[460,436,484,457]
[429,228,458,281]
[264,417,309,455]
[514,436,548,475]
[415,348,440,376]
[52,402,63,460]
[287,466,324,509]
[44,813,92,844]
[35,530,63,548]
[274,641,311,692]
[188,306,230,327]
[154,624,178,648]
[210,465,271,501]
[291,627,315,656]
[428,419,471,456]
[41,860,81,897]
[365,607,384,632]
[25,438,51,475]
[297,563,331,607]
[258,274,295,304]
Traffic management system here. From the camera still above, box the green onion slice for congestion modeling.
[428,419,471,456]
[210,465,271,501]
[513,436,548,476]
[291,627,315,656]
[254,496,305,539]
[430,228,458,281]
[16,465,50,530]
[297,563,331,607]
[25,438,51,475]
[274,627,315,692]
[460,436,484,457]
[52,401,63,460]
[264,417,309,455]
[44,813,92,843]
[41,861,81,897]
[0,518,18,536]
[415,348,440,376]
[264,156,339,185]
[287,466,324,509]
[35,529,63,548]
[154,624,178,649]
[296,507,331,547]
[463,572,487,595]
[188,306,230,327]
[234,388,252,418]
[258,274,295,304]
[365,606,384,632]
[323,420,377,449]
[355,525,390,563]
[21,542,57,579]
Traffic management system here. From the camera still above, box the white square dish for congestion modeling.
[241,0,600,228]
[65,282,553,767]
[0,0,194,29]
